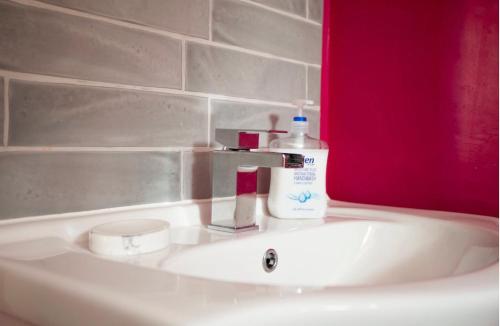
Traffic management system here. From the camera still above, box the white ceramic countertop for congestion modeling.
[0,198,497,325]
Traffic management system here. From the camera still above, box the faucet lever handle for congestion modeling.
[215,128,287,150]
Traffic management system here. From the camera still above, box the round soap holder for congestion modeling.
[88,219,170,256]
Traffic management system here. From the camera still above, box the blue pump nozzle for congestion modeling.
[290,99,313,135]
[292,99,314,120]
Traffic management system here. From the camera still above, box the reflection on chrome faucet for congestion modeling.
[208,129,304,233]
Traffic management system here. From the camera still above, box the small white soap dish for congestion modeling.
[89,219,170,256]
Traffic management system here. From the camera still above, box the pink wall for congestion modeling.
[321,0,499,216]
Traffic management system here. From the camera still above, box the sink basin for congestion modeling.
[0,199,496,326]
[162,217,498,287]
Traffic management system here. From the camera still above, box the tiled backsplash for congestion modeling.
[0,0,323,219]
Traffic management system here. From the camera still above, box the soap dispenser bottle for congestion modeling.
[267,100,329,219]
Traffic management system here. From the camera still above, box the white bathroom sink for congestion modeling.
[0,199,496,326]
[162,216,498,287]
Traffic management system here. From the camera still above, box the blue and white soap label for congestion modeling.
[268,149,328,219]
[293,157,317,184]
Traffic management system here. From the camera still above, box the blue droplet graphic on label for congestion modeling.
[288,191,318,203]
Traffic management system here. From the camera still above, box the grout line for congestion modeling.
[305,65,309,101]
[240,0,320,26]
[0,146,213,153]
[0,69,302,108]
[9,0,321,67]
[181,40,186,91]
[179,151,184,200]
[207,98,212,146]
[209,0,213,41]
[3,78,9,147]
[306,0,310,19]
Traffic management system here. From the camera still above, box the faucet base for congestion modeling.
[207,223,259,233]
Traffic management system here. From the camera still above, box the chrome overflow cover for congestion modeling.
[262,248,278,273]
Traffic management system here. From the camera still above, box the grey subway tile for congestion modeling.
[0,77,3,145]
[256,167,271,195]
[213,0,321,64]
[183,150,269,198]
[0,151,180,219]
[9,80,208,147]
[183,150,269,197]
[252,0,306,17]
[0,1,181,88]
[211,100,319,146]
[308,0,323,23]
[39,0,209,39]
[182,150,259,199]
[308,67,321,104]
[182,151,212,200]
[186,43,305,102]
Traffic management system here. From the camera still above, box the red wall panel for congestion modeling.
[321,0,499,216]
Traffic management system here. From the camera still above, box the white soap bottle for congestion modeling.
[268,100,329,219]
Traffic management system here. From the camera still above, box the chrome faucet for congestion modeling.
[208,128,304,233]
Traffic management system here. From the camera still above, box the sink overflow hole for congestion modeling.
[263,249,278,273]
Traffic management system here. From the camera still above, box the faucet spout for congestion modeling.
[213,150,303,169]
[281,152,304,168]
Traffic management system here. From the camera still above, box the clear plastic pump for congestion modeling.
[269,100,328,149]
